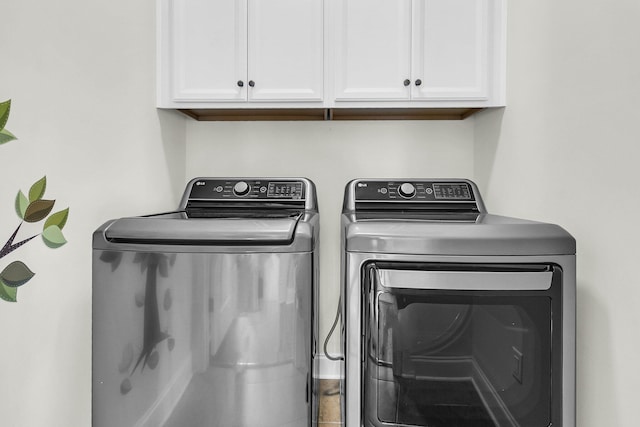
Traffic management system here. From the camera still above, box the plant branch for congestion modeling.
[2,223,21,248]
[0,223,39,260]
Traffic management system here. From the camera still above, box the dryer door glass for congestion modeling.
[362,263,562,427]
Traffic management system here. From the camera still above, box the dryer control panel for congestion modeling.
[354,180,476,202]
[344,179,486,214]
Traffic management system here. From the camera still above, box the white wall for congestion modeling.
[185,120,476,364]
[0,1,186,426]
[475,1,640,426]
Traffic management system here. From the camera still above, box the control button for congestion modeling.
[233,181,250,196]
[398,182,416,199]
[215,186,223,193]
[425,187,433,195]
[260,186,267,193]
[380,188,388,195]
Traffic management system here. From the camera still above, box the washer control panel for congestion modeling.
[189,179,305,200]
[354,180,475,202]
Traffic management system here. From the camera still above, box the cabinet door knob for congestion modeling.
[403,79,411,86]
[415,79,422,86]
[237,80,244,87]
[248,80,255,87]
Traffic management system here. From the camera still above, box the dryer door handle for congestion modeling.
[378,269,553,291]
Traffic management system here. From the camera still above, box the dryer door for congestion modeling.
[362,262,563,427]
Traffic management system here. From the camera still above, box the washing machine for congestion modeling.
[92,177,319,427]
[341,179,575,427]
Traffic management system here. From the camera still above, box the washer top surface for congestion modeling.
[342,179,575,256]
[93,177,318,253]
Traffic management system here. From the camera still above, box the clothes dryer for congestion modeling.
[93,178,319,427]
[341,179,575,427]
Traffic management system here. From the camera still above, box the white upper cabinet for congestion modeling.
[333,0,412,101]
[248,0,324,102]
[168,0,247,102]
[158,0,324,107]
[157,0,505,115]
[412,0,488,100]
[333,0,505,107]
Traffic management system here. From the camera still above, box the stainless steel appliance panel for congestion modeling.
[93,249,313,427]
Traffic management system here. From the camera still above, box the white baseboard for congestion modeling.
[317,354,343,379]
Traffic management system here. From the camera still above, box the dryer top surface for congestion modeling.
[342,179,575,256]
[343,212,575,256]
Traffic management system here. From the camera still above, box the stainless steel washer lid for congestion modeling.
[94,212,317,253]
[343,213,575,256]
[105,215,299,244]
[93,177,319,253]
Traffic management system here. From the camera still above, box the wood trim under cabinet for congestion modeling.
[177,107,484,121]
[177,108,327,121]
[328,108,482,120]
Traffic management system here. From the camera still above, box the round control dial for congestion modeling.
[398,182,416,199]
[233,181,250,196]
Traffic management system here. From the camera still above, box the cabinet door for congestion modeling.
[170,0,247,102]
[412,0,489,100]
[248,0,324,102]
[334,0,412,101]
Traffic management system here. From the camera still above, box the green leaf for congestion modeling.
[44,208,69,230]
[0,279,18,302]
[29,176,47,202]
[24,199,55,223]
[15,190,29,219]
[0,128,16,145]
[0,261,35,288]
[0,100,10,131]
[42,225,67,248]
